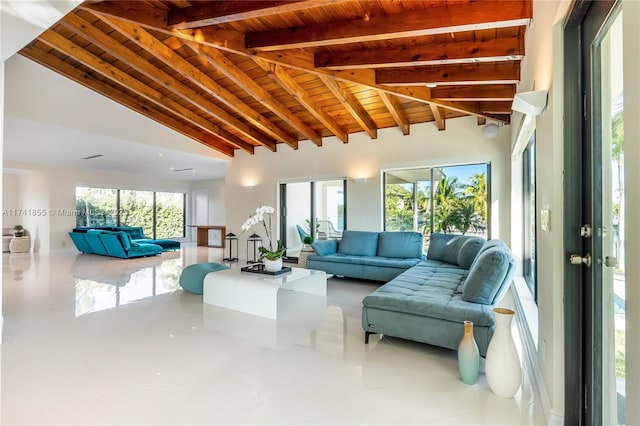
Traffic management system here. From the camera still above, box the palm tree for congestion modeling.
[433,177,461,233]
[465,172,487,222]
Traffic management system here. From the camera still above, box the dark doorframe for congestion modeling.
[563,1,617,423]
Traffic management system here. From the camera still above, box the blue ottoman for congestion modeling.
[180,262,230,294]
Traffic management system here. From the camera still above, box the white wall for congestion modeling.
[3,162,193,254]
[226,117,511,261]
[189,178,226,240]
[509,1,569,423]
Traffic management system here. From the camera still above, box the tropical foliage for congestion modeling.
[75,187,185,238]
[385,172,488,236]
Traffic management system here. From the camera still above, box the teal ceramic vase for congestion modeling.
[458,320,480,385]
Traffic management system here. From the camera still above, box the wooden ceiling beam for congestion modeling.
[377,91,409,136]
[20,45,236,157]
[269,64,348,143]
[81,3,512,124]
[429,104,446,131]
[376,62,521,86]
[60,13,259,154]
[98,15,296,150]
[181,41,321,146]
[37,30,257,155]
[245,0,532,51]
[318,75,377,140]
[168,1,339,29]
[79,1,246,51]
[430,84,516,101]
[315,36,525,70]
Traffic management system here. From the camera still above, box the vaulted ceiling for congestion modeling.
[20,0,532,158]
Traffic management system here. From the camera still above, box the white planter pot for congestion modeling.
[263,257,283,272]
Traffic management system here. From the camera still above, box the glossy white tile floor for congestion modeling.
[2,245,545,425]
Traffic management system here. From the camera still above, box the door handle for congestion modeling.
[569,253,592,267]
[604,256,618,268]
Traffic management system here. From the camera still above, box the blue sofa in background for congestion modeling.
[69,226,180,258]
[361,233,515,355]
[307,230,423,282]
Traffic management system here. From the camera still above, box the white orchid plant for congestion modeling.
[241,205,286,261]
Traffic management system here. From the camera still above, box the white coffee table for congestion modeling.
[203,266,327,319]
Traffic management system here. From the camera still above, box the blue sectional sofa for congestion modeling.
[69,226,179,259]
[306,230,424,282]
[361,233,515,355]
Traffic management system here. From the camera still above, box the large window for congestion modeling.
[523,136,536,298]
[76,187,186,238]
[384,163,490,241]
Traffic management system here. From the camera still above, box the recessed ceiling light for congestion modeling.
[158,153,164,157]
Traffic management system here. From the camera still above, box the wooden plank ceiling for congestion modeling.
[20,0,531,157]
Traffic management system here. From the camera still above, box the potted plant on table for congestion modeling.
[298,235,315,268]
[241,205,286,272]
[13,225,24,237]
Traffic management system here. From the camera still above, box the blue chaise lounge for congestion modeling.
[361,233,515,355]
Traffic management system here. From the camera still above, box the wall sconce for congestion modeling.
[351,177,368,184]
[512,90,548,116]
[244,185,255,191]
[223,232,238,261]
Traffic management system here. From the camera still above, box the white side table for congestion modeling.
[9,236,30,253]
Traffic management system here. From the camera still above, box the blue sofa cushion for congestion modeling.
[312,239,338,256]
[117,231,132,251]
[426,233,457,262]
[127,242,163,257]
[470,239,508,269]
[337,230,379,256]
[457,237,485,269]
[377,231,423,259]
[463,247,515,305]
[362,267,495,326]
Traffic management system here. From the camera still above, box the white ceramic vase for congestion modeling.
[485,308,522,398]
[263,257,283,272]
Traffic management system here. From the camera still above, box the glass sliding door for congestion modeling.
[283,182,312,257]
[315,180,345,240]
[281,179,346,258]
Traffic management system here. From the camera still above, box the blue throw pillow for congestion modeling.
[462,247,515,305]
[337,230,379,256]
[311,239,338,256]
[457,237,485,268]
[377,232,423,258]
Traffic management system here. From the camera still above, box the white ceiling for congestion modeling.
[3,48,229,181]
